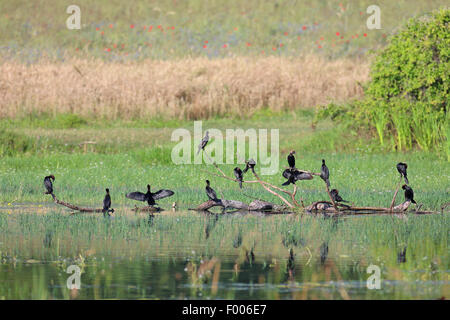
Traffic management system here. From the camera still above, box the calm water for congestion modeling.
[0,208,448,300]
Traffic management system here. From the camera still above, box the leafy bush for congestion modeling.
[319,9,449,155]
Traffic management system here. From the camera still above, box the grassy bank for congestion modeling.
[1,113,448,210]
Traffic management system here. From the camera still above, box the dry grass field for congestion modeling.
[0,56,368,119]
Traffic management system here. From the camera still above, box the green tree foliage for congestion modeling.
[320,9,449,155]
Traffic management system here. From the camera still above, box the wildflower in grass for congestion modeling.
[320,36,324,40]
[341,36,344,39]
[157,25,162,29]
[364,33,367,37]
[279,43,283,47]
[223,44,227,48]
[101,31,104,36]
[246,42,251,46]
[96,27,100,31]
[130,24,134,29]
[284,32,288,36]
[109,24,113,28]
[121,44,125,48]
[272,47,276,51]
[149,26,153,31]
[204,40,208,44]
[336,32,340,36]
[203,45,207,49]
[113,44,117,48]
[318,45,322,49]
[302,25,307,30]
[297,36,301,40]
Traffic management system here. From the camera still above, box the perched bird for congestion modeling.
[205,180,219,202]
[282,169,313,186]
[396,162,409,184]
[402,184,416,204]
[234,167,243,188]
[43,175,55,195]
[126,184,174,206]
[330,189,348,203]
[243,158,256,173]
[287,150,296,169]
[320,159,330,188]
[102,188,112,216]
[197,131,209,155]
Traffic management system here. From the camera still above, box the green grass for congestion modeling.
[1,0,448,61]
[0,113,448,210]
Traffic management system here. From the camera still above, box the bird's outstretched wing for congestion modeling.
[293,171,313,181]
[152,189,175,200]
[126,191,147,201]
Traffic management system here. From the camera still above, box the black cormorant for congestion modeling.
[126,184,175,206]
[320,159,330,188]
[205,180,219,202]
[243,158,256,173]
[233,167,243,188]
[402,184,416,204]
[103,188,112,216]
[330,189,348,203]
[44,175,55,195]
[282,168,313,186]
[287,150,296,169]
[396,162,409,184]
[197,131,210,155]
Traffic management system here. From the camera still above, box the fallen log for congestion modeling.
[191,199,290,213]
[304,200,436,214]
[131,205,162,213]
[50,194,114,214]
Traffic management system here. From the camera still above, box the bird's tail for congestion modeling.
[412,199,416,204]
[326,179,330,188]
[282,180,290,186]
[239,180,243,189]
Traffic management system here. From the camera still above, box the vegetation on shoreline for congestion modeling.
[317,9,449,157]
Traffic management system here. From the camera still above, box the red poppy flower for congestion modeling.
[223,44,227,48]
[284,32,288,36]
[302,26,307,30]
[203,45,207,49]
[130,24,134,29]
[363,33,367,37]
[336,32,340,36]
[297,36,301,40]
[320,37,324,41]
[318,45,322,49]
[204,40,208,44]
[109,24,113,28]
[96,27,100,31]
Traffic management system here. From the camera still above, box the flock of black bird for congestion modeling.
[43,131,416,215]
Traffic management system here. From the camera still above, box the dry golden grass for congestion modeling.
[0,56,369,120]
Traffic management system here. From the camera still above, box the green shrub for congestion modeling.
[319,9,449,155]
